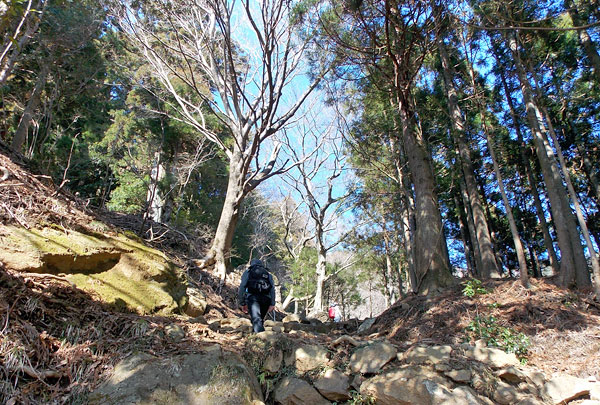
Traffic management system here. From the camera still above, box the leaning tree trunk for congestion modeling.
[541,106,599,292]
[210,151,246,281]
[573,133,600,203]
[464,60,529,287]
[507,32,589,288]
[565,0,600,83]
[498,66,560,276]
[11,65,48,152]
[438,39,498,279]
[484,126,530,287]
[395,89,453,295]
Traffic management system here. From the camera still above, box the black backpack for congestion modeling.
[246,264,272,295]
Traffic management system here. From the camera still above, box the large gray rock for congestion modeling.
[185,286,207,317]
[314,369,351,401]
[359,366,467,405]
[350,341,397,374]
[219,317,252,333]
[444,368,472,383]
[542,374,596,404]
[357,318,376,334]
[282,314,301,323]
[164,324,185,341]
[493,380,522,404]
[274,377,331,405]
[402,345,452,365]
[263,349,283,374]
[285,344,329,372]
[463,345,520,368]
[89,345,263,405]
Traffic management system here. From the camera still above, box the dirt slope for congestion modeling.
[368,278,600,378]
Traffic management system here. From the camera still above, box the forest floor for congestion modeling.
[1,147,600,403]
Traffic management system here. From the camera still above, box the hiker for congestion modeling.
[328,302,341,322]
[238,259,275,333]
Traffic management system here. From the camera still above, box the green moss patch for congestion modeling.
[0,225,187,315]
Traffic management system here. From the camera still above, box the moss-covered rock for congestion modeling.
[0,225,187,315]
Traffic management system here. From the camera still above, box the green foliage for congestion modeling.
[464,316,531,360]
[462,279,489,298]
[346,390,376,405]
[285,247,319,305]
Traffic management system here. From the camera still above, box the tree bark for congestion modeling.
[497,66,560,276]
[565,0,600,82]
[484,125,530,287]
[11,64,48,152]
[313,246,327,313]
[460,177,482,277]
[454,194,475,277]
[210,152,246,280]
[438,38,498,279]
[462,56,529,287]
[395,89,454,295]
[540,106,599,291]
[382,230,397,306]
[573,134,600,203]
[506,32,589,288]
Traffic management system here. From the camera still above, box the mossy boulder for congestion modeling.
[0,225,187,315]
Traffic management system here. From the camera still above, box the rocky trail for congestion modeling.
[1,150,600,404]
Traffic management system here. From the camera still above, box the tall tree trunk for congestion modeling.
[463,59,529,287]
[484,125,530,287]
[454,194,475,276]
[312,246,327,313]
[460,177,482,276]
[565,0,600,82]
[438,38,498,279]
[146,151,166,224]
[506,32,589,288]
[540,106,599,291]
[395,89,453,294]
[382,231,397,305]
[11,65,48,152]
[573,134,600,203]
[388,118,417,293]
[498,66,560,275]
[210,152,246,281]
[0,0,44,85]
[528,244,540,278]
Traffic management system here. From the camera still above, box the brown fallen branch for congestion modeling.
[1,202,29,229]
[582,297,600,311]
[18,365,62,380]
[330,335,364,347]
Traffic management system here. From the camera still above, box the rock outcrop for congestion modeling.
[89,344,263,405]
[0,225,187,315]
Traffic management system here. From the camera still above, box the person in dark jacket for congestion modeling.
[238,259,276,333]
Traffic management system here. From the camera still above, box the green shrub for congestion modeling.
[464,315,531,360]
[462,279,489,297]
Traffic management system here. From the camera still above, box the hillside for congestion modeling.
[1,149,600,404]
